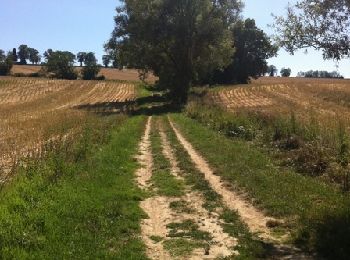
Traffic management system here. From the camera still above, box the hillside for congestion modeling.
[11,65,157,82]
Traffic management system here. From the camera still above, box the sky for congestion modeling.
[1,0,349,78]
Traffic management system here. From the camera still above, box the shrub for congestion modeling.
[0,53,13,76]
[81,65,100,80]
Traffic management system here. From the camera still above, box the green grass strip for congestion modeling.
[150,118,185,197]
[0,116,148,259]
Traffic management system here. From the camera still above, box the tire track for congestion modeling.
[168,117,318,259]
[135,116,172,260]
[159,125,238,259]
[168,117,277,241]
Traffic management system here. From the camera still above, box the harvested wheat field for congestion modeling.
[11,65,157,82]
[0,77,136,180]
[209,77,350,135]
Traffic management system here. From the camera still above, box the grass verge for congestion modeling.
[0,115,148,259]
[170,113,350,259]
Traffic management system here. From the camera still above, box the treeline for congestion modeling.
[297,70,344,79]
[0,45,114,80]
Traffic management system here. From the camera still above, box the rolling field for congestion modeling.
[11,65,157,82]
[0,77,136,180]
[210,77,350,119]
[0,75,349,259]
[207,77,350,176]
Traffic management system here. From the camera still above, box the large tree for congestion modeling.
[28,48,41,65]
[106,0,243,104]
[44,51,77,79]
[209,18,278,84]
[18,45,30,65]
[102,55,111,68]
[81,52,100,80]
[274,0,350,60]
[77,52,87,67]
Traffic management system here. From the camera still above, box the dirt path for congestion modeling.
[159,125,238,259]
[135,116,172,260]
[135,118,239,259]
[168,117,277,241]
[136,116,153,189]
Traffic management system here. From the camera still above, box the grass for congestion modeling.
[163,239,205,257]
[0,115,148,259]
[169,200,194,214]
[169,113,350,259]
[149,118,185,197]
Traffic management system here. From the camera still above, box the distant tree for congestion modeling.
[102,55,111,68]
[81,52,100,80]
[267,65,278,77]
[0,50,5,61]
[280,68,291,77]
[18,45,30,65]
[44,50,77,79]
[209,19,278,84]
[106,0,243,104]
[43,49,53,61]
[28,48,41,65]
[298,70,343,79]
[77,52,87,67]
[12,48,18,63]
[274,0,350,60]
[0,51,14,75]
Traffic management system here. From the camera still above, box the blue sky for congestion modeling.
[1,0,349,78]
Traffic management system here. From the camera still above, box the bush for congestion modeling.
[81,65,100,80]
[12,72,26,77]
[0,55,13,76]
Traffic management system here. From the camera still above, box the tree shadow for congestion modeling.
[73,93,181,116]
[73,101,135,116]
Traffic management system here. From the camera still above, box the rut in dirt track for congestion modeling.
[135,117,239,259]
[168,117,316,260]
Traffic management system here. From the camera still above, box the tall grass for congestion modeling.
[185,98,350,189]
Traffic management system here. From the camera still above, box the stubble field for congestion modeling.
[0,77,136,180]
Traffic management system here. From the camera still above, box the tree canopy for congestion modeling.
[0,50,14,76]
[280,67,291,77]
[28,48,41,65]
[297,70,344,78]
[44,51,77,79]
[81,52,100,80]
[209,18,277,84]
[18,45,29,65]
[102,55,111,68]
[106,0,244,104]
[267,65,278,77]
[77,52,87,67]
[274,0,350,60]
